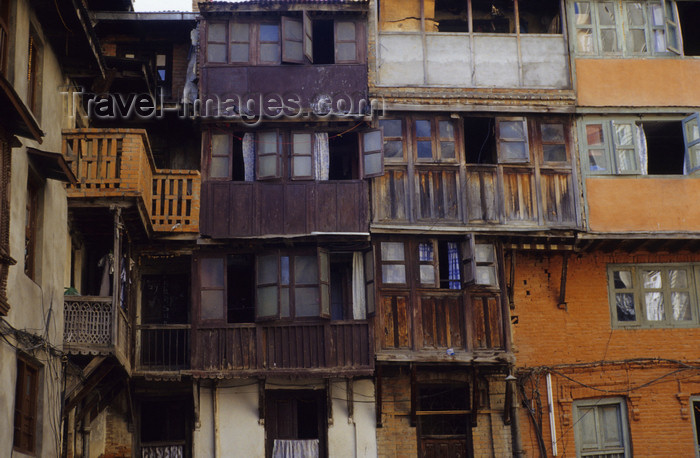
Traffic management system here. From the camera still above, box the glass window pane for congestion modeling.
[653,29,666,52]
[643,270,662,289]
[258,255,278,284]
[259,156,278,177]
[475,244,495,262]
[231,22,250,42]
[417,141,433,159]
[575,2,592,25]
[440,141,456,159]
[671,292,691,321]
[293,157,312,177]
[588,149,609,171]
[230,44,249,62]
[418,243,434,261]
[258,132,278,154]
[208,23,226,42]
[645,292,665,321]
[260,24,280,42]
[207,43,227,63]
[600,29,618,52]
[420,265,435,284]
[364,153,382,176]
[686,118,700,142]
[336,43,356,61]
[283,42,303,61]
[260,43,281,62]
[281,288,290,317]
[257,286,278,317]
[380,119,402,137]
[613,270,633,289]
[501,141,528,161]
[384,141,403,159]
[336,21,356,40]
[614,124,634,146]
[363,130,382,152]
[616,149,637,172]
[295,256,318,284]
[669,269,688,288]
[599,404,623,446]
[628,29,647,52]
[280,256,290,285]
[616,293,636,321]
[439,121,455,139]
[212,134,230,154]
[500,121,526,140]
[541,124,565,143]
[285,20,303,40]
[586,124,605,145]
[382,265,406,284]
[415,120,431,137]
[577,29,594,52]
[626,3,645,26]
[201,290,225,320]
[295,287,320,316]
[381,242,405,261]
[651,3,664,25]
[293,133,311,156]
[577,406,599,449]
[598,3,616,26]
[201,258,224,288]
[475,266,497,285]
[543,145,567,162]
[210,157,230,178]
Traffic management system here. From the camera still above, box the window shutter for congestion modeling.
[682,113,700,174]
[662,0,682,55]
[496,118,530,163]
[304,11,313,63]
[318,248,330,318]
[335,21,358,63]
[198,255,226,322]
[461,235,476,286]
[609,121,640,174]
[256,130,281,180]
[282,17,304,64]
[582,122,612,174]
[291,132,314,180]
[364,249,375,316]
[256,253,281,320]
[360,129,384,178]
[209,133,231,179]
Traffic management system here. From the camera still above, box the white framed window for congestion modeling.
[573,398,631,458]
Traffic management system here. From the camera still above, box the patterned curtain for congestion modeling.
[314,133,329,181]
[448,242,461,290]
[242,133,255,182]
[352,252,366,320]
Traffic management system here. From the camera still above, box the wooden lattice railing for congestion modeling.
[62,129,200,234]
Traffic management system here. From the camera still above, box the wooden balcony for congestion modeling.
[62,129,200,234]
[191,321,372,377]
[200,180,369,238]
[137,324,191,372]
[63,296,131,370]
[376,292,509,363]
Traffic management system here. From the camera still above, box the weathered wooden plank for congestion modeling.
[421,297,435,348]
[229,183,254,236]
[317,183,338,232]
[259,185,285,235]
[284,184,307,234]
[396,296,410,349]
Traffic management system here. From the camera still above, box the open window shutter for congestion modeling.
[609,121,640,174]
[318,247,330,318]
[364,249,375,316]
[461,235,476,286]
[256,130,281,180]
[417,240,439,288]
[303,11,313,63]
[360,129,384,178]
[198,255,226,322]
[256,253,281,320]
[281,16,304,64]
[662,0,682,55]
[496,118,530,163]
[291,132,314,180]
[682,113,700,174]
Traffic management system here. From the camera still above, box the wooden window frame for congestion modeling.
[379,118,407,163]
[537,120,571,166]
[378,241,408,287]
[258,21,282,65]
[229,21,252,64]
[290,131,315,180]
[256,130,281,180]
[496,117,530,164]
[359,128,385,178]
[0,0,10,75]
[281,16,304,64]
[573,398,630,458]
[208,132,233,180]
[14,355,39,455]
[334,20,360,64]
[417,240,439,288]
[608,263,700,329]
[197,255,227,323]
[205,21,229,64]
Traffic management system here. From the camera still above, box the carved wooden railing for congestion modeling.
[62,129,200,234]
[137,324,191,371]
[192,321,372,374]
[141,443,185,458]
[64,296,131,366]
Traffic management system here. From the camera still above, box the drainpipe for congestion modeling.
[507,371,525,457]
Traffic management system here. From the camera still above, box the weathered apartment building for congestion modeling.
[1,0,700,457]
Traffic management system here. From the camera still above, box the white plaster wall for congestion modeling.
[473,35,520,87]
[521,35,570,88]
[0,342,17,458]
[88,410,107,458]
[194,378,377,458]
[377,34,424,86]
[425,35,472,86]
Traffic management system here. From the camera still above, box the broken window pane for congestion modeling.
[434,0,469,32]
[600,29,618,52]
[472,0,515,33]
[598,2,616,26]
[575,2,594,52]
[614,270,633,288]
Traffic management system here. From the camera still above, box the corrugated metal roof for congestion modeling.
[199,0,367,14]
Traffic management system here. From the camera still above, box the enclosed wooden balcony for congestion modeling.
[376,292,509,363]
[63,296,131,370]
[62,129,200,235]
[191,321,372,377]
[200,180,369,238]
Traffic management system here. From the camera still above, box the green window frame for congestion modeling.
[573,398,630,458]
[608,263,700,328]
[580,119,641,174]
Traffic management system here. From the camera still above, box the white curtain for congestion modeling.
[352,252,366,320]
[243,133,255,182]
[314,133,329,181]
[636,125,648,175]
[272,439,319,458]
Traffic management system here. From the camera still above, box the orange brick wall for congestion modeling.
[376,367,512,457]
[103,391,133,458]
[512,250,700,457]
